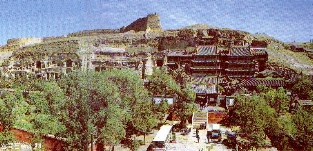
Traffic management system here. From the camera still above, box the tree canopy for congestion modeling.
[0,69,161,150]
[229,86,313,150]
[292,76,313,100]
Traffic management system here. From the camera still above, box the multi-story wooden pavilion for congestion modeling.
[190,45,223,76]
[225,46,256,78]
[250,47,268,71]
[166,45,267,78]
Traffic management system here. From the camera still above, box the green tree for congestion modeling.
[57,71,95,150]
[0,92,18,146]
[131,100,157,144]
[103,69,158,133]
[256,84,268,94]
[0,68,160,150]
[57,69,158,151]
[292,76,313,100]
[21,81,67,148]
[263,87,290,114]
[292,109,313,150]
[229,86,311,151]
[154,99,169,121]
[230,95,275,149]
[147,68,182,96]
[147,68,196,128]
[175,102,197,127]
[273,87,290,114]
[98,104,126,150]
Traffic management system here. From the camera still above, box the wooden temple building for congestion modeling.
[189,76,221,106]
[250,47,268,71]
[225,46,256,78]
[164,45,268,105]
[166,45,268,78]
[190,46,222,76]
[166,51,192,69]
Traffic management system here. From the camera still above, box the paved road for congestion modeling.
[167,128,231,151]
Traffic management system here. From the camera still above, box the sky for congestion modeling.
[0,0,312,45]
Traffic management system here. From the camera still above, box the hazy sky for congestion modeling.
[0,0,312,45]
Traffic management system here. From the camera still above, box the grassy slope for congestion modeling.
[267,43,313,75]
[246,33,313,75]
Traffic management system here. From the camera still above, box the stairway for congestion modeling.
[192,112,208,128]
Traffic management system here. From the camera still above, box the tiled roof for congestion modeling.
[196,46,217,55]
[229,47,252,56]
[191,84,217,94]
[190,76,220,94]
[250,48,268,55]
[240,79,285,87]
[190,76,219,84]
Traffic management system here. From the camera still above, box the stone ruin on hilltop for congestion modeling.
[121,13,162,33]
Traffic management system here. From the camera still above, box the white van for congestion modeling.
[149,125,173,151]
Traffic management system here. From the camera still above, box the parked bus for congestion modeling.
[148,125,173,151]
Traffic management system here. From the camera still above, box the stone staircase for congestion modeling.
[192,112,208,128]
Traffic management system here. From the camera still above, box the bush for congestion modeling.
[121,139,140,151]
[130,140,140,151]
[172,132,176,141]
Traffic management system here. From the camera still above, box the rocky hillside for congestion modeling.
[1,13,312,75]
[1,39,79,67]
[266,42,313,75]
[244,33,313,75]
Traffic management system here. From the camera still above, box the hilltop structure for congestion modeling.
[121,13,162,32]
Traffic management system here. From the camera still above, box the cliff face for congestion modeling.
[7,38,42,47]
[0,38,42,52]
[122,14,162,32]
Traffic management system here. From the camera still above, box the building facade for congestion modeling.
[166,45,268,78]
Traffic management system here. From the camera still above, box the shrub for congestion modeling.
[130,140,140,151]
